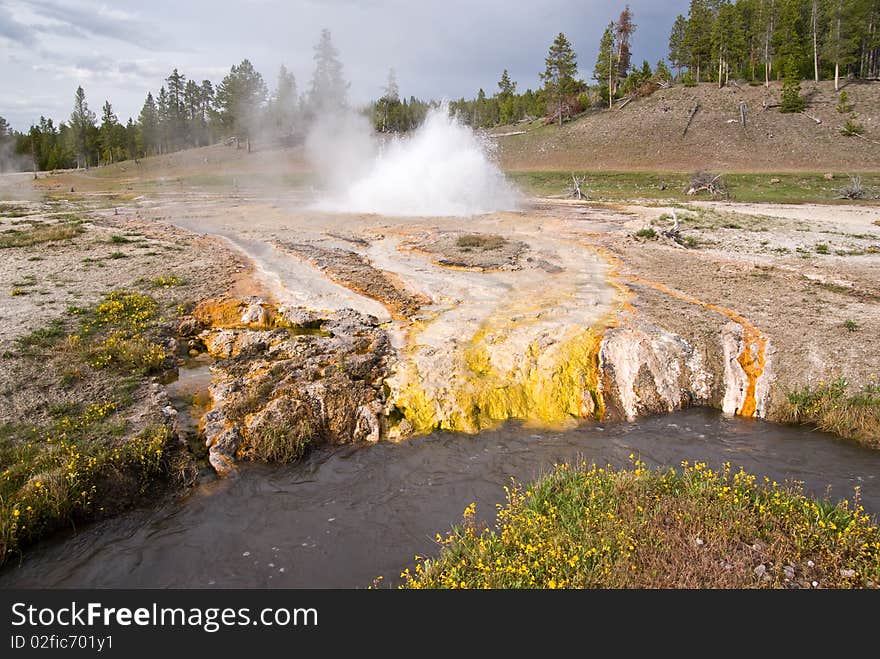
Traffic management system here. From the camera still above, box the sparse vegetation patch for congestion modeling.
[403,461,880,589]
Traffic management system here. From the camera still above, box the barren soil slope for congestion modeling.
[497,80,880,172]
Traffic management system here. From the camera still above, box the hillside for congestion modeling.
[495,80,880,172]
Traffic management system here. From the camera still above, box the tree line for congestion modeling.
[2,28,348,171]
[669,0,880,89]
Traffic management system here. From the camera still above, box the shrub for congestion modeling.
[841,119,864,137]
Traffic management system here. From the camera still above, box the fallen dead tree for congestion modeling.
[837,176,878,200]
[567,174,587,200]
[686,171,728,198]
[682,103,700,136]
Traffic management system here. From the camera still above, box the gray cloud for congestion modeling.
[0,2,36,44]
[24,0,171,49]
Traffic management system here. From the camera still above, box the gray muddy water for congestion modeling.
[2,409,879,588]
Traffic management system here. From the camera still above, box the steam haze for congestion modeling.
[310,106,519,217]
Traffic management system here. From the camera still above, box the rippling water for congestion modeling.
[2,409,878,588]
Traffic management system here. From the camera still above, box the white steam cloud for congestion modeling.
[307,106,519,217]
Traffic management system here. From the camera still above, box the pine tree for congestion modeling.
[99,100,118,163]
[165,69,187,149]
[685,0,715,82]
[760,0,778,85]
[541,32,579,126]
[669,14,689,77]
[594,22,616,108]
[125,118,138,161]
[656,58,673,80]
[69,86,96,169]
[824,0,860,90]
[215,59,268,140]
[157,86,169,153]
[780,57,806,111]
[773,0,807,74]
[272,65,298,137]
[307,28,349,114]
[377,68,400,132]
[138,92,158,156]
[200,79,215,139]
[497,69,518,125]
[713,1,746,87]
[615,6,637,84]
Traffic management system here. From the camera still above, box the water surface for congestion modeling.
[2,409,877,588]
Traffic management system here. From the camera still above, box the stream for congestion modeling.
[2,409,878,588]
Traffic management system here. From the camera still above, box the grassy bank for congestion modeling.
[782,378,880,448]
[402,460,880,589]
[507,170,880,204]
[0,289,188,564]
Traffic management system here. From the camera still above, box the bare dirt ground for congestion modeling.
[0,179,247,429]
[497,80,880,172]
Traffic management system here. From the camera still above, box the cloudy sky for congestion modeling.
[0,0,688,130]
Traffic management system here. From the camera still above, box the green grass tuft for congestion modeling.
[781,378,880,448]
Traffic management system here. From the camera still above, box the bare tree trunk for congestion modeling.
[764,0,775,88]
[31,140,37,180]
[812,0,820,82]
[608,51,614,109]
[719,56,724,88]
[834,16,842,91]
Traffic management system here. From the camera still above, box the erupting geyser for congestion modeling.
[311,106,520,217]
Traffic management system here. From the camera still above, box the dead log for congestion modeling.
[617,96,634,110]
[686,172,727,197]
[682,103,700,136]
[848,131,880,145]
[801,111,822,124]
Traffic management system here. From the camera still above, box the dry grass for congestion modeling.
[402,460,880,589]
[455,234,507,251]
[240,416,316,463]
[0,222,83,248]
